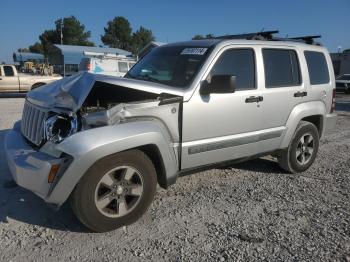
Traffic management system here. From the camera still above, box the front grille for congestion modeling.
[21,100,48,146]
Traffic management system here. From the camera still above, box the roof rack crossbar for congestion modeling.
[214,30,279,40]
[287,35,321,44]
[212,31,322,45]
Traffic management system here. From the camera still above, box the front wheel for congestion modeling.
[278,121,319,173]
[71,150,157,232]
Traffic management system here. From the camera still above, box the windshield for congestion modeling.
[337,75,350,81]
[127,45,212,88]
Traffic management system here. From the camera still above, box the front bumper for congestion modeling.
[324,113,337,135]
[5,121,66,200]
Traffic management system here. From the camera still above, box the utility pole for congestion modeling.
[61,18,65,77]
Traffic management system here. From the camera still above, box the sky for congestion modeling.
[0,0,349,63]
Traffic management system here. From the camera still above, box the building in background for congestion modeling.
[12,52,45,68]
[49,44,132,76]
[331,49,350,77]
[138,41,165,59]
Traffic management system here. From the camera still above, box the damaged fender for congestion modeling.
[46,120,179,205]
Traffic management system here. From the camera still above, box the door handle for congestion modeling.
[294,91,307,97]
[245,96,263,103]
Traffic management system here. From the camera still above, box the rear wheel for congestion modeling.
[71,150,157,232]
[278,121,319,173]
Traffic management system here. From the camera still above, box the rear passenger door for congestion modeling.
[259,48,305,132]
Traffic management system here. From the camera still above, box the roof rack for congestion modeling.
[215,30,279,40]
[287,35,321,45]
[213,30,322,45]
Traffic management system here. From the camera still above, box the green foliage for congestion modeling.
[28,42,44,54]
[131,26,155,54]
[101,17,155,53]
[56,16,94,46]
[27,16,94,57]
[101,17,132,50]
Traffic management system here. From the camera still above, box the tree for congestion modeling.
[29,42,44,54]
[55,16,94,46]
[101,17,132,50]
[27,16,94,57]
[131,26,155,54]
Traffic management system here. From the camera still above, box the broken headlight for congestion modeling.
[44,113,78,143]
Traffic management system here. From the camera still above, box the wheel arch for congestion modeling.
[280,101,327,148]
[31,82,46,90]
[47,121,179,206]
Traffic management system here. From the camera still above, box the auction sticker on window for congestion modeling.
[181,48,208,55]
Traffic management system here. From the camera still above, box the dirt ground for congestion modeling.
[0,93,349,262]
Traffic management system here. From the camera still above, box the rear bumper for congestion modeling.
[5,121,66,200]
[324,113,337,135]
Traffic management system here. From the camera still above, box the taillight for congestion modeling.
[330,89,336,113]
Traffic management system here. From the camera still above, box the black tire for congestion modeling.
[278,121,319,173]
[71,149,157,232]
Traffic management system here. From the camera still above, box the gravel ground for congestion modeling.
[0,93,349,262]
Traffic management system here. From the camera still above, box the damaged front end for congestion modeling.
[25,73,184,148]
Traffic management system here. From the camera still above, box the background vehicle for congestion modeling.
[336,74,350,94]
[5,31,337,232]
[0,65,62,92]
[79,52,136,77]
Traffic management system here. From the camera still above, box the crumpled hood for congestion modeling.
[26,72,184,111]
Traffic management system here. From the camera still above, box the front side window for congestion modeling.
[209,49,256,90]
[127,45,212,88]
[263,49,301,88]
[3,66,15,76]
[304,51,330,85]
[118,62,128,73]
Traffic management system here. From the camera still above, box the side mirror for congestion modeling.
[200,75,236,96]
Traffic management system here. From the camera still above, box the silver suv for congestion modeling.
[5,33,337,232]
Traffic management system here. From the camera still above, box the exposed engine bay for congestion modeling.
[43,81,182,144]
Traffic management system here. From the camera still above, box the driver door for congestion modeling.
[181,48,264,169]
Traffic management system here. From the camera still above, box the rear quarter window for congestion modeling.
[304,51,330,85]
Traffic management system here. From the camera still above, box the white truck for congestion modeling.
[79,52,136,77]
[0,65,62,92]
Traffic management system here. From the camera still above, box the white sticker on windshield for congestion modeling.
[181,48,208,55]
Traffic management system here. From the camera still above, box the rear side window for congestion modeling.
[263,49,301,88]
[304,51,330,85]
[118,62,128,73]
[3,66,15,76]
[209,49,255,90]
